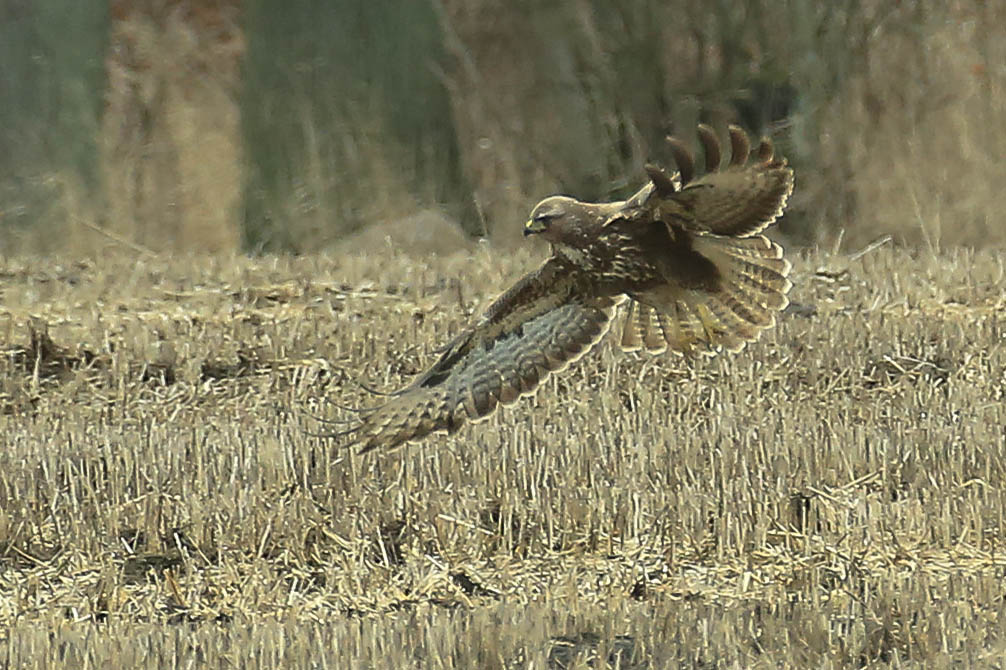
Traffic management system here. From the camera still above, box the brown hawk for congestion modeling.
[340,125,793,452]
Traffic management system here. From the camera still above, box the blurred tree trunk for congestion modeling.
[436,2,608,248]
[101,0,244,253]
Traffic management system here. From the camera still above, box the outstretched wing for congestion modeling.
[617,125,794,355]
[629,124,793,238]
[618,233,791,355]
[345,258,618,453]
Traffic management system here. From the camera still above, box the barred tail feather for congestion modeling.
[620,300,672,354]
[622,234,792,355]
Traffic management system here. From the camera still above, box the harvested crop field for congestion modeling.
[1,244,1005,668]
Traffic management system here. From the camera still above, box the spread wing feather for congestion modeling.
[337,125,794,452]
[667,168,793,237]
[347,258,617,453]
[618,126,794,355]
[653,126,794,238]
[619,231,792,356]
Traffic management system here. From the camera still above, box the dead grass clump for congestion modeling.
[19,320,104,382]
[334,209,478,258]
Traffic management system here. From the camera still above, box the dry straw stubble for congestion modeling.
[0,244,1005,667]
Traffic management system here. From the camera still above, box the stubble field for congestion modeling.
[1,241,1005,668]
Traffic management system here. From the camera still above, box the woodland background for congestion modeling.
[1,0,1002,256]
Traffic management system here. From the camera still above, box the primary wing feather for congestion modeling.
[349,258,617,453]
[618,126,794,355]
[667,167,793,237]
[654,127,793,238]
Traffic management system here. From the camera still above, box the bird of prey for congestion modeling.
[339,125,793,452]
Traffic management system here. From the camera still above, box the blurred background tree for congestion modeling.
[241,0,472,253]
[1,0,1002,255]
[100,0,244,254]
[0,0,106,254]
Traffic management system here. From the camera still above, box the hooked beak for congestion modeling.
[524,218,546,236]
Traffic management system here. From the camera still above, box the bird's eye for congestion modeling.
[533,212,555,223]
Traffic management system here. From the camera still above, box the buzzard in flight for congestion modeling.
[341,125,793,452]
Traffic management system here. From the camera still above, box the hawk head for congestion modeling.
[525,196,618,258]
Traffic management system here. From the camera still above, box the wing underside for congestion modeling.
[618,233,791,355]
[347,263,616,452]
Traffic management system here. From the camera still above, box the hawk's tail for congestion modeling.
[620,234,791,355]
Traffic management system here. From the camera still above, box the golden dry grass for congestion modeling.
[1,243,1005,667]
